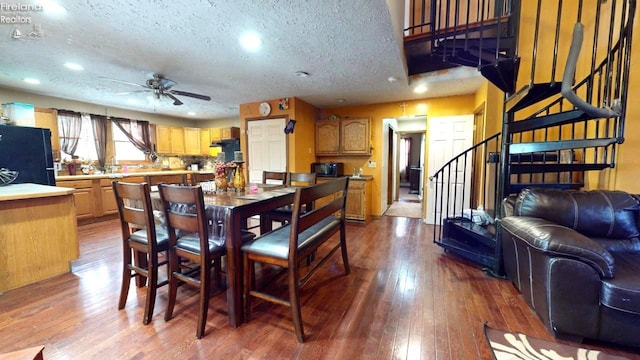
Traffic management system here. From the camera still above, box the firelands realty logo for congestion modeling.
[1,2,44,39]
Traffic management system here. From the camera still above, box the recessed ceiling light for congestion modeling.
[295,71,310,78]
[387,76,398,83]
[24,78,40,85]
[64,62,83,71]
[414,84,428,94]
[239,33,261,52]
[187,111,196,116]
[127,99,138,105]
[337,98,346,103]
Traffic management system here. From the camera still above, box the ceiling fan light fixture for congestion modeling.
[295,71,310,78]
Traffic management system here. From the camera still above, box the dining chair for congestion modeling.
[157,183,255,338]
[112,181,169,325]
[245,170,289,231]
[265,172,317,226]
[242,178,350,342]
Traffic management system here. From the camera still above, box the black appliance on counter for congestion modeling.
[0,125,56,186]
[311,162,344,177]
[210,139,240,162]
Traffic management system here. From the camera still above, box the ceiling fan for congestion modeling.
[100,73,211,106]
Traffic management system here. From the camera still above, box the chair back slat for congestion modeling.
[263,170,288,185]
[113,181,156,239]
[157,184,209,239]
[290,177,348,239]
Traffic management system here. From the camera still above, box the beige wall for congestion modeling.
[0,87,196,127]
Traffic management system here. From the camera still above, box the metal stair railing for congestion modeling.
[431,132,501,246]
[499,0,636,205]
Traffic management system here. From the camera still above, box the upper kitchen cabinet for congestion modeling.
[316,118,370,156]
[183,127,201,155]
[155,125,185,155]
[341,118,370,155]
[221,127,240,140]
[315,120,340,155]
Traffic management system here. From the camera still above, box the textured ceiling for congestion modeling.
[0,0,484,120]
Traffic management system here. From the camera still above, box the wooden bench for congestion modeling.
[241,177,350,342]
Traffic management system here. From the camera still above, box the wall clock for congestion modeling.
[259,102,271,116]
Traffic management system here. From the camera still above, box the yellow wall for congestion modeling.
[238,97,318,174]
[321,94,477,216]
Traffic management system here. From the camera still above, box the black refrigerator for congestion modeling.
[0,125,56,186]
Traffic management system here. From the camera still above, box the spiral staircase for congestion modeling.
[405,0,636,275]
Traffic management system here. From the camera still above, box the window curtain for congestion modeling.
[111,118,158,161]
[90,114,108,168]
[57,110,82,156]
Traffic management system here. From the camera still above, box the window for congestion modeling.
[112,122,146,161]
[60,114,97,161]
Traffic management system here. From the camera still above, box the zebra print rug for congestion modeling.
[484,324,631,360]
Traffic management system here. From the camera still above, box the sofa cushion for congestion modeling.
[514,188,640,239]
[601,252,640,315]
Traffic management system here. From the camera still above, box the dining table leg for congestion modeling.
[225,209,244,327]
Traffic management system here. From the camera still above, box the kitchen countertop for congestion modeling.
[56,169,214,181]
[0,183,75,202]
[347,175,373,181]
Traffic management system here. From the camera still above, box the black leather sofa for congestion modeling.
[500,187,640,348]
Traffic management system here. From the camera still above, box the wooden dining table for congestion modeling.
[174,184,296,327]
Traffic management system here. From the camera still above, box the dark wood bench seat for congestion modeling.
[241,177,350,342]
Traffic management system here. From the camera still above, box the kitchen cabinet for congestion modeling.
[316,120,340,155]
[184,127,201,155]
[341,118,370,155]
[100,179,118,216]
[317,176,372,221]
[210,127,221,142]
[34,107,61,160]
[345,177,371,221]
[170,127,185,154]
[155,125,172,154]
[154,125,185,155]
[200,128,212,155]
[222,127,240,140]
[56,179,94,220]
[316,118,370,156]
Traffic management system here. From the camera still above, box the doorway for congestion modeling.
[247,118,287,184]
[382,117,427,219]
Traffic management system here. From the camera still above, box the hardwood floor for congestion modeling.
[1,217,639,359]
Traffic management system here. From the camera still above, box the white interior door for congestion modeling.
[425,115,474,224]
[247,118,287,184]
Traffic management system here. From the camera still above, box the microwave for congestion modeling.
[311,162,344,177]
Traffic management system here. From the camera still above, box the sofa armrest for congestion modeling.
[501,216,615,278]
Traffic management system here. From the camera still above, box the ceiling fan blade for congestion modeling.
[165,93,183,106]
[98,76,147,88]
[170,90,211,101]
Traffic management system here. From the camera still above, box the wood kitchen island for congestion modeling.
[0,183,78,292]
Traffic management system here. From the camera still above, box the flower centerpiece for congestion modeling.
[214,160,234,192]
